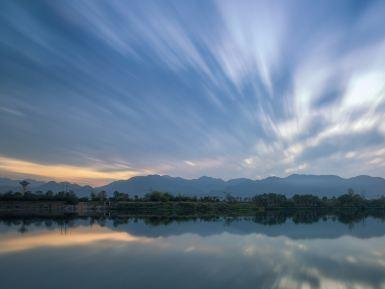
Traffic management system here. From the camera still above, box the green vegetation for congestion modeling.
[0,190,81,204]
[1,189,385,213]
[109,190,385,210]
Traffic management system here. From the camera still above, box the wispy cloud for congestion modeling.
[0,0,385,183]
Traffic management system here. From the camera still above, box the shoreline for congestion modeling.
[1,200,385,217]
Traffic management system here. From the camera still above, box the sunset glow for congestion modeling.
[0,156,153,186]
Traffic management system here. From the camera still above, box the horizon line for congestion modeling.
[1,173,384,188]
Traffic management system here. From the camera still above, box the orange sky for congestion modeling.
[0,156,154,186]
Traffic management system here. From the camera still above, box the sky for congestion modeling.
[1,0,385,185]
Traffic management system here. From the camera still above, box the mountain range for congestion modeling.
[1,174,385,198]
[0,178,93,197]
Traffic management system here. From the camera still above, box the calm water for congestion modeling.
[1,215,385,289]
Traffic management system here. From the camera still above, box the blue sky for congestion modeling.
[1,0,385,185]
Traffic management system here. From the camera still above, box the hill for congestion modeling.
[96,174,385,198]
[1,174,385,198]
[0,178,92,197]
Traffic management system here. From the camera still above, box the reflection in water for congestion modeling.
[0,226,152,254]
[0,215,385,289]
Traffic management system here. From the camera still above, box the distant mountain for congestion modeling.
[96,174,385,198]
[96,175,226,196]
[1,174,385,198]
[36,181,93,197]
[0,178,92,197]
[0,178,45,193]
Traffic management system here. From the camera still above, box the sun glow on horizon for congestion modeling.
[0,156,154,186]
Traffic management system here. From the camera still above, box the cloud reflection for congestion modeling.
[1,222,385,288]
[0,225,152,254]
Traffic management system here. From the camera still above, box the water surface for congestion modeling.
[1,215,385,289]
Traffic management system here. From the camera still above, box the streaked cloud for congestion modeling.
[0,0,385,184]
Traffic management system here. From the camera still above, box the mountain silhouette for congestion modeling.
[0,179,93,197]
[1,174,385,198]
[96,174,385,198]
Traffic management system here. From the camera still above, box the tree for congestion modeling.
[224,193,237,203]
[46,190,54,199]
[98,191,107,201]
[19,180,30,194]
[145,191,173,202]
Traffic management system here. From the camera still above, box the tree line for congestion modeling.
[0,191,84,204]
[1,188,385,208]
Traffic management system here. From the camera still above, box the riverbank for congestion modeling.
[1,199,385,219]
[0,200,263,215]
